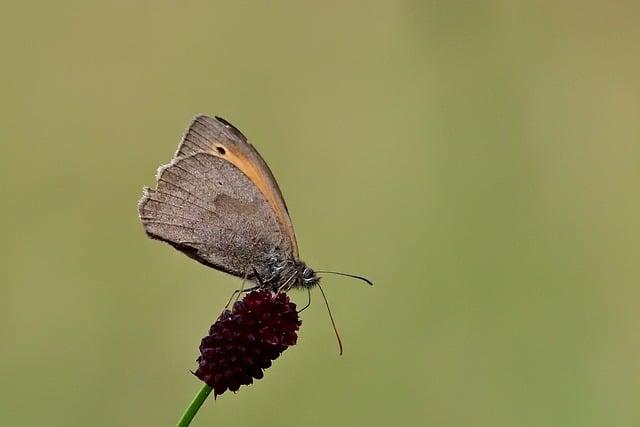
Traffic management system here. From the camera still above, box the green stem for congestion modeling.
[176,384,213,427]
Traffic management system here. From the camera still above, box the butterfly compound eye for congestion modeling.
[302,268,313,279]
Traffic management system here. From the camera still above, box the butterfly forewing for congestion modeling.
[176,115,299,257]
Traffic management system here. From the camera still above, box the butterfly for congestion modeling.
[138,115,371,293]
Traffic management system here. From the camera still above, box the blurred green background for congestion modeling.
[2,2,639,426]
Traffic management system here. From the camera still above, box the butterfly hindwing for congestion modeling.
[138,152,291,279]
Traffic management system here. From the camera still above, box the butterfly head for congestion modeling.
[300,264,320,288]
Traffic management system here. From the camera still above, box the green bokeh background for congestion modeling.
[2,2,639,426]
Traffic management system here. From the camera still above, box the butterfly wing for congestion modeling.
[138,151,292,279]
[175,115,299,257]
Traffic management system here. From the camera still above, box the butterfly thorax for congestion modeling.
[257,258,319,291]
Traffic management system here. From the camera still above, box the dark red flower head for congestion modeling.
[194,290,301,397]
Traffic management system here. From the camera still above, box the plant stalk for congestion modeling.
[176,384,213,427]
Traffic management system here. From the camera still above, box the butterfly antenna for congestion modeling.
[317,283,343,356]
[316,271,374,286]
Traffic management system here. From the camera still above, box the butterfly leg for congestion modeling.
[251,265,266,288]
[276,272,297,294]
[231,275,248,307]
[225,265,259,309]
[224,288,241,309]
[224,285,261,309]
[297,288,312,313]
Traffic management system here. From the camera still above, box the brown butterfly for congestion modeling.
[138,115,371,293]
